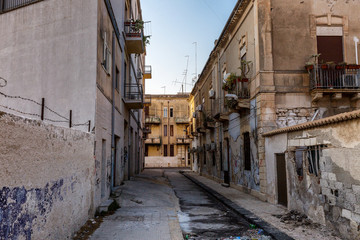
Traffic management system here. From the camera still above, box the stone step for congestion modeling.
[97,199,114,213]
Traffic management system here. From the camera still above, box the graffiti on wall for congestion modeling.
[0,179,64,240]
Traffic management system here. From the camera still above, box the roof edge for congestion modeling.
[263,110,360,137]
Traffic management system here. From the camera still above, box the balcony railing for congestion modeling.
[145,115,161,124]
[144,65,152,79]
[124,20,145,54]
[0,0,42,13]
[124,83,143,109]
[308,65,360,90]
[175,117,189,124]
[176,136,191,145]
[144,137,161,145]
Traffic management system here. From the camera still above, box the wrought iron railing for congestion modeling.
[124,83,143,102]
[308,65,360,90]
[0,0,42,13]
[145,65,152,75]
[124,20,144,38]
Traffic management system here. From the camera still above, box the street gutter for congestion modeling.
[181,172,294,240]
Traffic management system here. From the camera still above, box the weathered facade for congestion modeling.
[0,0,150,224]
[0,112,94,239]
[190,0,360,202]
[144,94,191,168]
[264,110,360,239]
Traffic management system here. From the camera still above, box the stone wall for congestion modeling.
[265,116,360,239]
[0,112,95,240]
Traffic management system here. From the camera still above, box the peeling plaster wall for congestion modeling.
[0,113,95,240]
[144,157,180,168]
[265,118,360,239]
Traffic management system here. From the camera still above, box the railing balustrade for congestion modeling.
[1,0,42,13]
[308,65,360,90]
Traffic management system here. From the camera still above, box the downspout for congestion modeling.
[110,31,116,192]
[128,111,131,180]
[167,100,170,157]
[218,51,224,172]
[354,37,359,65]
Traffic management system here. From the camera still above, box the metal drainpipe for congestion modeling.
[128,111,131,180]
[110,31,116,192]
[167,100,170,157]
[218,52,224,172]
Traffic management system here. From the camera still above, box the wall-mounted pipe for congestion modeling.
[354,37,359,65]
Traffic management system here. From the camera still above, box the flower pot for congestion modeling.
[305,65,314,71]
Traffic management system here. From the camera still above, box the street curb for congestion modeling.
[182,173,294,240]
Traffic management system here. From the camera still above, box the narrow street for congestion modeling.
[166,170,272,239]
[89,169,272,240]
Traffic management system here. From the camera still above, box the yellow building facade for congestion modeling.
[144,94,191,167]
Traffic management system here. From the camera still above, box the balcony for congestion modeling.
[124,83,143,109]
[307,64,360,100]
[124,20,145,54]
[144,65,152,79]
[144,137,161,145]
[145,116,161,124]
[176,137,191,145]
[0,0,42,13]
[175,117,189,124]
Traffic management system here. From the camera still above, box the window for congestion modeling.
[244,132,251,170]
[295,147,306,178]
[170,145,174,157]
[164,145,168,156]
[145,145,148,157]
[316,26,343,63]
[144,106,149,116]
[115,67,120,91]
[203,144,206,164]
[164,107,168,118]
[307,145,323,177]
[170,108,174,117]
[164,125,167,136]
[102,31,112,74]
[170,125,174,136]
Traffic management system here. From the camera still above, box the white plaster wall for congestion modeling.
[0,112,94,240]
[0,0,98,132]
[265,133,288,203]
[145,156,181,168]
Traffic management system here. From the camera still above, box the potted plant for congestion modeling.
[225,98,238,109]
[238,60,252,82]
[305,54,321,71]
[222,73,238,92]
[132,19,144,32]
[335,62,347,70]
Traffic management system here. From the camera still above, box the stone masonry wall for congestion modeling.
[0,112,95,240]
[286,119,360,239]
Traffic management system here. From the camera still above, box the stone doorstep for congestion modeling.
[97,199,114,213]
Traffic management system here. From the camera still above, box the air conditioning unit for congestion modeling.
[209,89,215,99]
[136,70,143,79]
[205,144,211,151]
[196,105,203,112]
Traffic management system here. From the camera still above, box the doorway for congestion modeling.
[276,153,287,206]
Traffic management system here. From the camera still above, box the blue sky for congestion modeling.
[141,0,237,94]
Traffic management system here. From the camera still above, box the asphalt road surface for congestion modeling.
[165,169,270,240]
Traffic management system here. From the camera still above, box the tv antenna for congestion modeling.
[161,86,166,94]
[183,55,190,93]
